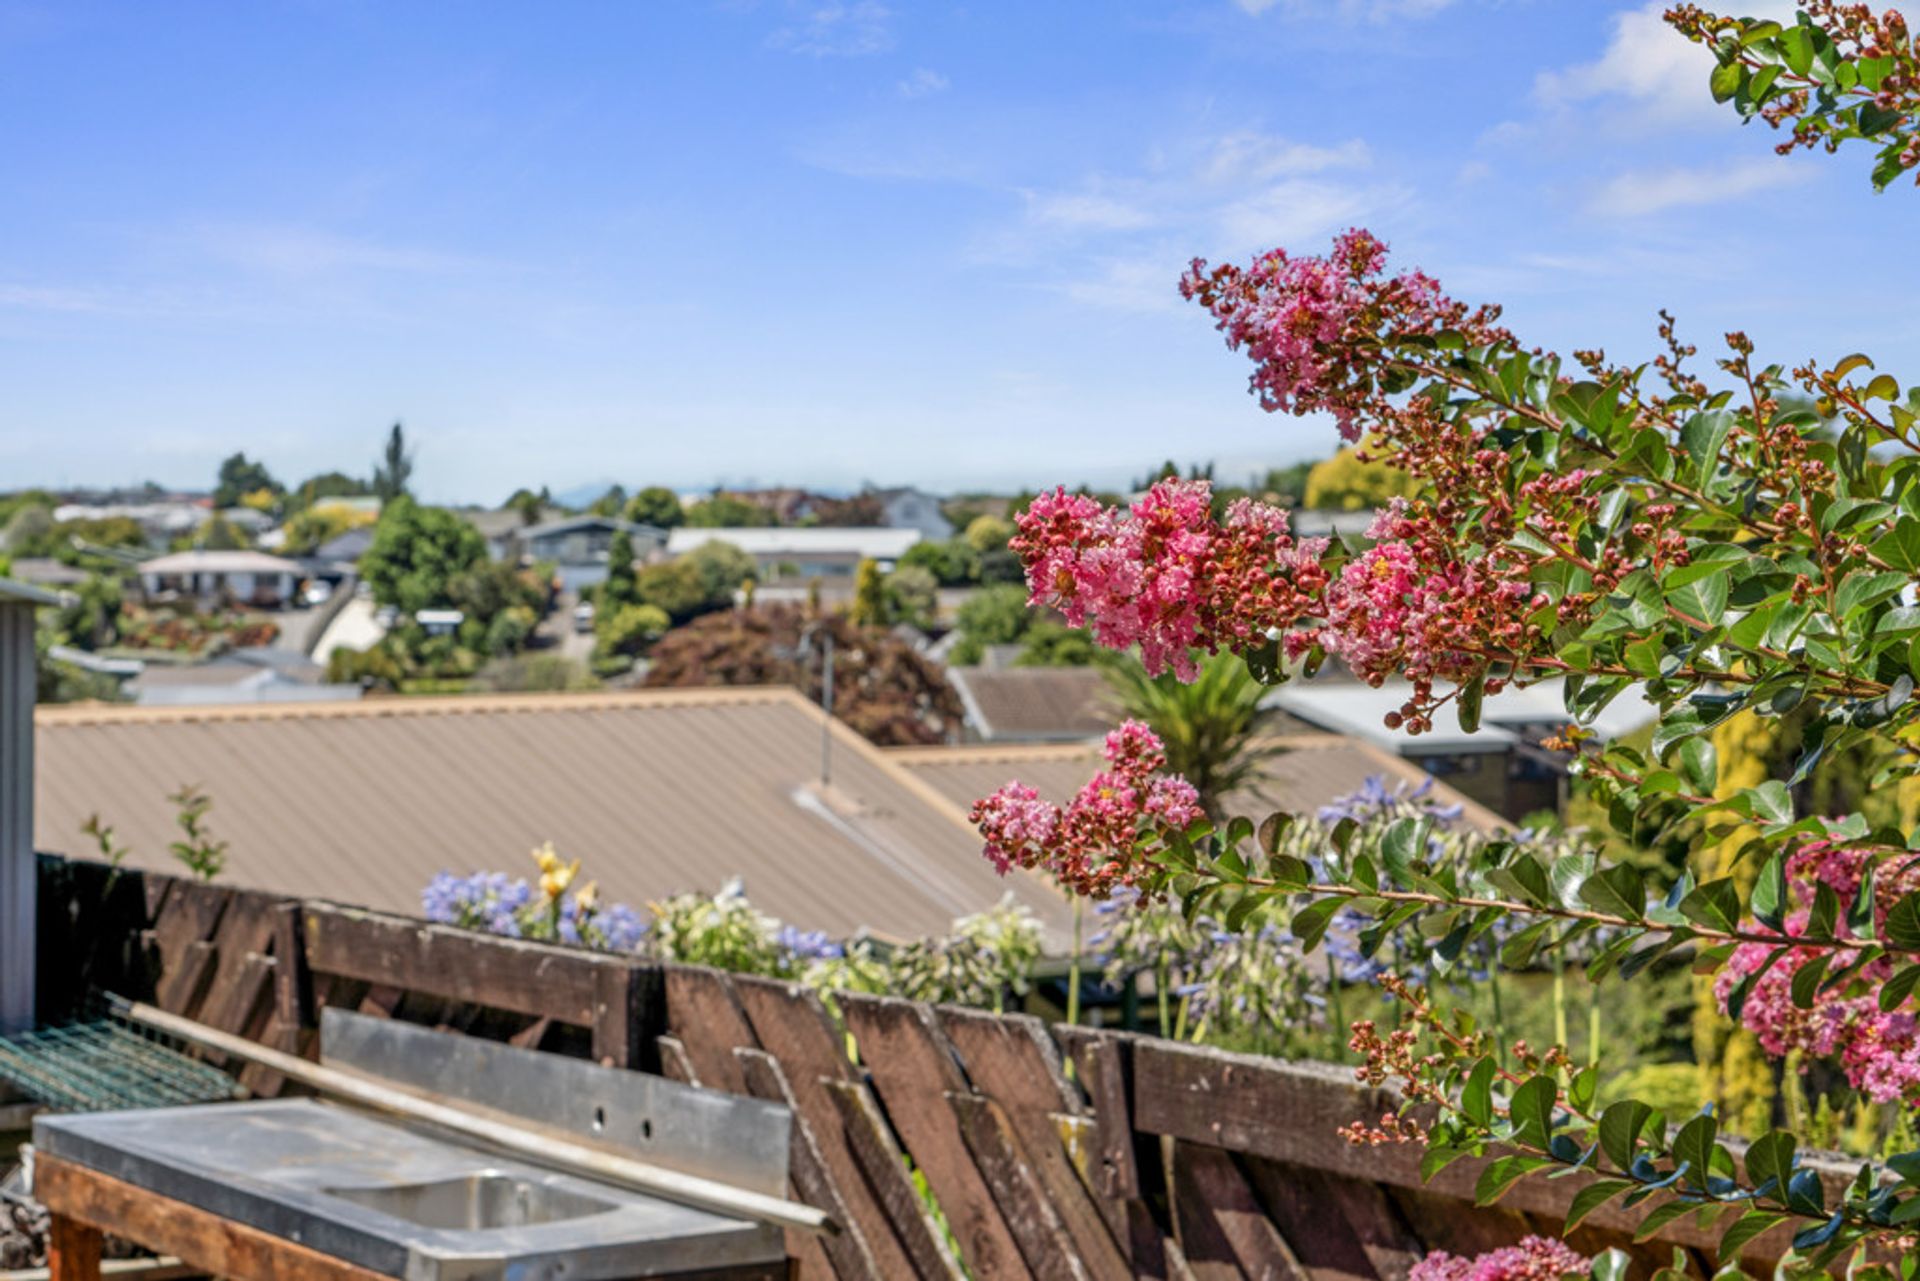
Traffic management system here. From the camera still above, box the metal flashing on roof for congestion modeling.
[0,577,69,607]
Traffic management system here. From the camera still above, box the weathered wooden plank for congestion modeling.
[664,966,759,1095]
[947,1091,1090,1281]
[1128,1037,1806,1263]
[839,994,1033,1280]
[1386,1186,1528,1260]
[148,881,230,1014]
[299,902,620,1025]
[35,1154,386,1280]
[271,900,312,1031]
[737,1046,882,1281]
[1244,1157,1422,1281]
[47,1213,102,1281]
[591,963,662,1070]
[732,977,933,1281]
[822,1078,967,1281]
[1169,1141,1310,1281]
[939,1009,1129,1281]
[1054,1026,1184,1277]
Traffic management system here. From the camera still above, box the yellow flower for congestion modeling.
[574,880,599,911]
[540,858,581,900]
[532,841,561,875]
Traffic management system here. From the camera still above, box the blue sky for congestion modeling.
[2,0,1914,503]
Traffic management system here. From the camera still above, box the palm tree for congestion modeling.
[1098,650,1286,819]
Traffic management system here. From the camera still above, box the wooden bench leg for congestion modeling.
[48,1213,102,1281]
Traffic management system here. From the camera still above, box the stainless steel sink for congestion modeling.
[322,1173,618,1232]
[33,1009,799,1280]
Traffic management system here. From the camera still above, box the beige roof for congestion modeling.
[138,550,303,575]
[889,733,1508,834]
[33,687,1072,946]
[947,666,1114,742]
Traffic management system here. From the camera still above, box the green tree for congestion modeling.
[287,471,372,513]
[189,513,247,551]
[684,492,775,527]
[213,452,280,510]
[1013,620,1096,667]
[372,422,414,504]
[601,527,639,610]
[359,498,488,616]
[888,564,939,629]
[633,540,754,624]
[505,488,548,527]
[964,514,1015,556]
[1097,651,1284,819]
[625,486,684,529]
[595,602,670,662]
[587,485,627,518]
[949,583,1032,665]
[900,538,978,587]
[2,503,54,554]
[849,558,889,626]
[1301,446,1417,510]
[279,503,375,557]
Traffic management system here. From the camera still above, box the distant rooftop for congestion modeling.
[665,527,922,559]
[33,687,1071,945]
[138,550,304,575]
[947,666,1113,742]
[1265,679,1657,756]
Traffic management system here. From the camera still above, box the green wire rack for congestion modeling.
[0,1016,242,1113]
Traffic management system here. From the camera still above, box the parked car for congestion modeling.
[573,602,595,634]
[301,581,333,607]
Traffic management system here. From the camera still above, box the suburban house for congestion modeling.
[136,549,305,610]
[947,666,1114,743]
[665,527,921,582]
[874,487,954,540]
[891,731,1505,834]
[1265,678,1655,822]
[30,686,1072,945]
[513,514,668,590]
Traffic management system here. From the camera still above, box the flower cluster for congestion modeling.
[1178,229,1507,437]
[1407,1236,1589,1281]
[972,720,1203,895]
[1014,479,1328,678]
[422,844,646,953]
[1716,841,1920,1104]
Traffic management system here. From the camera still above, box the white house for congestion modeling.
[665,527,921,581]
[137,550,304,610]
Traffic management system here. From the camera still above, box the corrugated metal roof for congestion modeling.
[889,733,1508,834]
[34,687,1072,946]
[947,667,1113,742]
[137,550,304,575]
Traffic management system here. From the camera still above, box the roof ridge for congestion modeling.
[33,683,809,728]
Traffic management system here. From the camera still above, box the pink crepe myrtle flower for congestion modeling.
[1408,1235,1589,1281]
[971,720,1203,896]
[1716,841,1920,1105]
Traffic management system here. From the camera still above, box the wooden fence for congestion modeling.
[35,854,1827,1280]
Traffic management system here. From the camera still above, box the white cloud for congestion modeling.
[1057,256,1189,313]
[897,67,949,99]
[1025,192,1156,231]
[192,224,483,278]
[1199,131,1370,183]
[1533,0,1797,127]
[1214,178,1399,254]
[768,2,893,57]
[1592,157,1809,216]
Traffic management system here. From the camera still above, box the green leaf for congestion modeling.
[1474,1154,1548,1206]
[1873,517,1920,572]
[1880,962,1920,1011]
[1751,852,1788,931]
[1580,863,1646,920]
[1718,1209,1787,1261]
[1291,898,1343,953]
[1680,878,1740,933]
[1509,1075,1558,1149]
[1744,1129,1796,1197]
[1885,892,1920,952]
[1709,59,1742,103]
[1677,736,1717,795]
[1748,780,1793,826]
[1564,1179,1632,1232]
[1598,1099,1653,1172]
[1667,571,1731,627]
[1461,1057,1497,1128]
[1673,1112,1719,1190]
